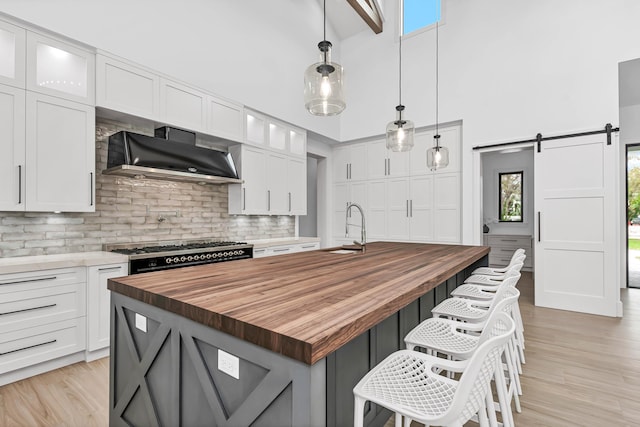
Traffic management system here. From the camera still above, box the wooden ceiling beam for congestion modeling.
[346,0,383,34]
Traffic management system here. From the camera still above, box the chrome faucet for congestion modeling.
[345,202,366,250]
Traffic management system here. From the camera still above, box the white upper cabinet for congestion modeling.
[245,110,266,146]
[367,140,410,179]
[206,96,243,142]
[96,53,159,119]
[26,32,95,105]
[287,157,306,215]
[25,92,95,212]
[159,78,206,133]
[333,143,367,182]
[289,128,306,156]
[244,109,307,157]
[0,84,25,211]
[0,20,25,88]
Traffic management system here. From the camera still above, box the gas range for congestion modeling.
[106,240,253,274]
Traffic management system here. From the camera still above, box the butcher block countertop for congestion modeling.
[108,242,489,364]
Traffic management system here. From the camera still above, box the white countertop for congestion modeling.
[0,251,130,275]
[247,237,321,249]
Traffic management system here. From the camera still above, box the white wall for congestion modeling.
[340,0,640,243]
[481,149,534,236]
[0,0,342,140]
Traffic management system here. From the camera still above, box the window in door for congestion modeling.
[499,171,523,222]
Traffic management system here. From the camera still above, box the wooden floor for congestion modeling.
[2,272,640,426]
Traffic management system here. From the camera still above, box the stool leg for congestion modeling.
[354,396,366,427]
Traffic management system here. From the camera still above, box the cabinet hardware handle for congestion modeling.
[387,158,391,176]
[349,163,352,180]
[273,248,290,252]
[0,339,57,356]
[0,303,56,317]
[538,211,541,242]
[288,192,291,212]
[410,199,413,217]
[346,164,349,180]
[0,276,57,286]
[500,239,518,242]
[301,245,316,249]
[18,165,22,205]
[243,188,246,210]
[98,266,122,272]
[89,172,94,206]
[406,200,409,217]
[267,190,271,211]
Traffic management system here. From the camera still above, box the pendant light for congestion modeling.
[304,0,346,116]
[427,22,449,170]
[386,34,415,152]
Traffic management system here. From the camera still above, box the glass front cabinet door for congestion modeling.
[26,32,95,105]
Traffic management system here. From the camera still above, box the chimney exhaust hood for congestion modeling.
[103,131,242,185]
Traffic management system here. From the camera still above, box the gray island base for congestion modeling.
[109,247,487,426]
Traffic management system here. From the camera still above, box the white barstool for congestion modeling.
[404,289,522,427]
[472,249,525,277]
[353,313,515,427]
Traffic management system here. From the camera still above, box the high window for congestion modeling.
[402,0,441,35]
[499,172,523,222]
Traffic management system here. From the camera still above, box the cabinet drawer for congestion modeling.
[269,245,296,256]
[486,235,531,249]
[0,282,86,333]
[489,246,529,258]
[0,267,85,294]
[0,317,86,375]
[297,242,320,252]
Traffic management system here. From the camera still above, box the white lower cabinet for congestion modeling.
[483,234,533,270]
[0,267,87,382]
[87,263,127,353]
[229,145,306,215]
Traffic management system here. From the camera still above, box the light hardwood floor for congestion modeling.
[2,272,640,426]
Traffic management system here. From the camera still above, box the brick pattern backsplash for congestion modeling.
[0,118,295,258]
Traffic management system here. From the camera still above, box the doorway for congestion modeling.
[626,144,640,288]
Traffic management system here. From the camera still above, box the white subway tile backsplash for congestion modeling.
[0,118,295,257]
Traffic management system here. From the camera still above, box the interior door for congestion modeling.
[534,133,618,316]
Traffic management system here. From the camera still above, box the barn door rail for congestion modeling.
[472,123,619,152]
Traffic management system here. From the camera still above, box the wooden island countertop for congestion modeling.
[108,241,489,365]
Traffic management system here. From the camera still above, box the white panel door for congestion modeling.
[434,173,460,243]
[333,182,349,237]
[96,54,159,119]
[0,20,25,88]
[87,263,127,352]
[349,144,368,181]
[0,84,25,211]
[267,153,288,214]
[160,78,206,132]
[25,92,95,212]
[367,140,387,180]
[534,133,617,316]
[240,147,267,213]
[387,178,410,240]
[409,175,434,242]
[287,157,306,215]
[206,96,243,142]
[367,180,387,240]
[346,182,367,242]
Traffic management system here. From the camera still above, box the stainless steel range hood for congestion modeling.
[103,131,242,185]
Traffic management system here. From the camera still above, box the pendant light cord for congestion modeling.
[399,35,402,107]
[435,21,440,148]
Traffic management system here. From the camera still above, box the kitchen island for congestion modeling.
[107,242,489,427]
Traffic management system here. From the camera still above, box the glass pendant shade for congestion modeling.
[386,105,415,152]
[427,143,449,170]
[304,41,345,116]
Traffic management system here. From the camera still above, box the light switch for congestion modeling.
[218,349,239,379]
[135,313,147,332]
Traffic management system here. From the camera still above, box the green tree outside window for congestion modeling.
[499,172,523,222]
